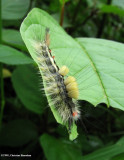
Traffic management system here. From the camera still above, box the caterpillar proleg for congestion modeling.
[33,28,80,132]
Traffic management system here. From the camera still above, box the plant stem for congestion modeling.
[59,0,65,26]
[0,0,5,129]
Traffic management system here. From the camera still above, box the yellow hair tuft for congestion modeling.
[64,76,76,85]
[68,90,79,99]
[66,82,78,91]
[64,76,79,99]
[59,66,69,76]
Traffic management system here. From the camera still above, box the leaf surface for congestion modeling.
[20,8,124,139]
[2,0,30,20]
[83,137,124,160]
[0,44,32,65]
[2,29,27,51]
[99,4,124,17]
[40,134,82,160]
[12,65,47,114]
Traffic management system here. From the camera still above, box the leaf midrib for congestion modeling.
[76,40,110,107]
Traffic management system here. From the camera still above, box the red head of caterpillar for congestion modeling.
[33,28,80,133]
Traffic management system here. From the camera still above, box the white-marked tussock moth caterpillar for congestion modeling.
[33,28,80,133]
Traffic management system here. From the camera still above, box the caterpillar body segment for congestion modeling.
[59,68,79,99]
[33,28,80,132]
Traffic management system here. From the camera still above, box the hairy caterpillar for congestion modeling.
[33,28,80,132]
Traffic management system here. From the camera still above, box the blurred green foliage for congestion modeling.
[0,0,124,160]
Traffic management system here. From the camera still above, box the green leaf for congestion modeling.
[0,44,33,65]
[2,29,27,51]
[99,4,124,17]
[76,38,124,110]
[40,134,82,160]
[0,119,38,147]
[20,8,124,139]
[83,137,124,160]
[111,153,124,160]
[2,0,30,20]
[59,0,70,5]
[112,0,124,9]
[12,65,47,114]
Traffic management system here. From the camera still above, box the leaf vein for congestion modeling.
[77,40,110,107]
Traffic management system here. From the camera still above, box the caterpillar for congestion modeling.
[33,28,80,132]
